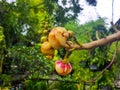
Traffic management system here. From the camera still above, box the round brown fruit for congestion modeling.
[41,41,55,55]
[48,29,62,49]
[48,27,70,49]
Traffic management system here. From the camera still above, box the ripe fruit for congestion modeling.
[48,27,70,49]
[41,41,55,59]
[55,60,72,76]
[54,27,69,47]
[48,29,61,49]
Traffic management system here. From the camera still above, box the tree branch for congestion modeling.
[92,47,117,82]
[71,31,120,50]
[78,46,117,84]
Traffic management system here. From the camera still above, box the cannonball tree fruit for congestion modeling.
[48,29,62,49]
[54,27,69,47]
[41,41,55,59]
[48,27,70,49]
[55,60,72,76]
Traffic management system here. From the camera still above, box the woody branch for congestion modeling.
[70,31,120,50]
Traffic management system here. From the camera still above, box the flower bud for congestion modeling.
[55,60,72,76]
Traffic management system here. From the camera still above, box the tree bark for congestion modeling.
[71,31,120,50]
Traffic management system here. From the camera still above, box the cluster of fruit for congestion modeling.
[41,27,73,76]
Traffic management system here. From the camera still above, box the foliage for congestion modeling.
[86,0,97,6]
[53,0,83,26]
[64,18,106,42]
[3,44,54,75]
[64,19,119,89]
[0,0,54,47]
[48,81,78,90]
[24,80,47,90]
[0,26,6,73]
[0,0,120,90]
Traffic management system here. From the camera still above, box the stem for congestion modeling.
[63,50,69,59]
[78,43,117,84]
[62,50,70,63]
[73,36,83,47]
[71,31,120,50]
[111,22,119,32]
[96,31,100,40]
[86,32,93,42]
[92,48,116,82]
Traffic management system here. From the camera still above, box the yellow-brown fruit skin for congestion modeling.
[48,27,70,49]
[41,41,55,57]
[48,29,62,49]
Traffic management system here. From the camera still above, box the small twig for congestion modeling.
[96,31,100,40]
[78,43,117,84]
[92,42,118,82]
[73,36,83,47]
[100,31,107,38]
[91,42,117,82]
[111,21,119,32]
[63,50,69,59]
[86,32,93,42]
